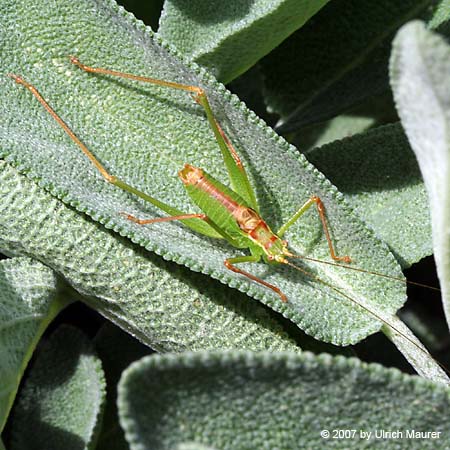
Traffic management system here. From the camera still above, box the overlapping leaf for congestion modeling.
[391,21,450,327]
[0,257,67,432]
[10,326,106,450]
[0,0,407,345]
[0,161,297,352]
[118,351,450,449]
[293,93,399,152]
[307,123,432,268]
[261,0,448,132]
[158,0,330,83]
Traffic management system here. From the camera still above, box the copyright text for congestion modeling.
[320,429,442,440]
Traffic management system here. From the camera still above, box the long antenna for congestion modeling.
[282,259,449,380]
[285,253,440,291]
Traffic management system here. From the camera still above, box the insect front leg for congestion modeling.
[224,255,288,303]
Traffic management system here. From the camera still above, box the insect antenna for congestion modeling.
[281,258,450,379]
[285,253,440,292]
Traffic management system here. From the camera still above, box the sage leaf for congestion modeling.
[158,0,330,83]
[0,257,67,432]
[293,93,398,152]
[382,316,448,385]
[262,0,448,133]
[118,351,450,449]
[10,326,106,450]
[0,0,409,346]
[307,123,432,268]
[0,161,297,352]
[175,445,217,450]
[391,21,450,329]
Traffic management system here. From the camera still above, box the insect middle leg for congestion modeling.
[277,196,351,263]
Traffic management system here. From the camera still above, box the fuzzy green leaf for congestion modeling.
[175,444,217,450]
[0,0,411,347]
[94,324,151,450]
[262,0,448,133]
[0,161,297,352]
[10,326,106,450]
[381,316,448,384]
[158,0,330,83]
[428,0,450,31]
[0,257,67,432]
[293,93,399,152]
[306,123,432,268]
[390,22,450,328]
[118,351,450,449]
[117,0,164,32]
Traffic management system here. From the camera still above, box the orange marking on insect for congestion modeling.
[233,208,281,251]
[264,235,279,250]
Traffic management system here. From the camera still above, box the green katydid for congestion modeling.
[9,56,354,304]
[8,58,447,378]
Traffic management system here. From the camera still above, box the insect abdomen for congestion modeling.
[179,164,251,246]
[179,164,284,256]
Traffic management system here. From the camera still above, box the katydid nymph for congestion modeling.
[9,56,354,304]
[8,58,446,378]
